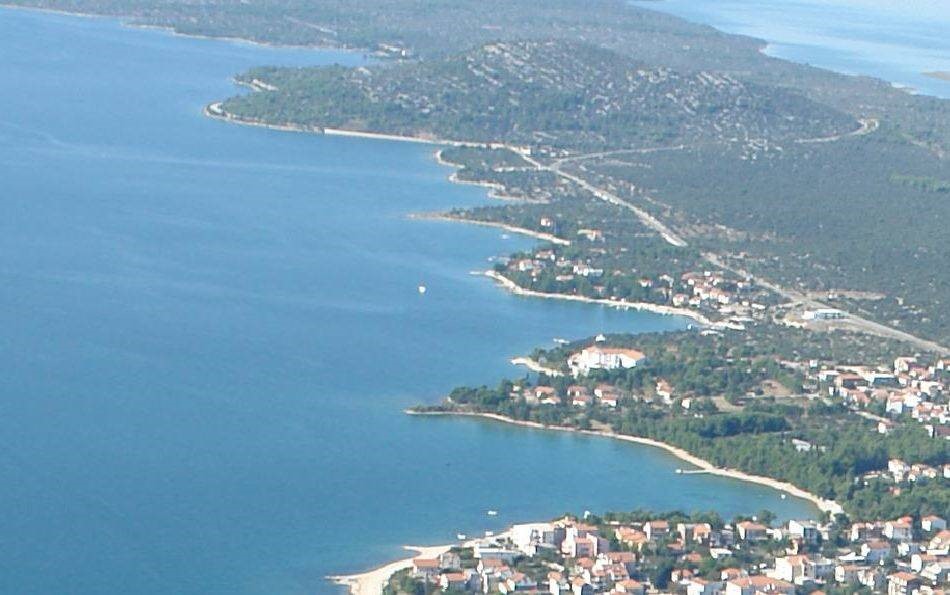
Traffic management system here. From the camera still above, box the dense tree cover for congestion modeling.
[426,327,948,520]
[223,40,855,150]
[13,0,949,151]
[588,134,950,345]
[890,173,950,193]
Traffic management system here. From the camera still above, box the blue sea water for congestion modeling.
[0,8,816,595]
[636,0,950,99]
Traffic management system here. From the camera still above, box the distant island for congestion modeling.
[924,71,950,82]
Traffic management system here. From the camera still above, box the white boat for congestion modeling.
[487,510,498,516]
[485,530,494,537]
[675,468,683,474]
[553,338,569,344]
[780,494,787,499]
[457,533,467,540]
[418,285,427,294]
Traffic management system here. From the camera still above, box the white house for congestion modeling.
[569,346,646,376]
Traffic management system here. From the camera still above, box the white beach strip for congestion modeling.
[510,356,564,376]
[327,544,452,595]
[411,213,570,246]
[484,270,716,327]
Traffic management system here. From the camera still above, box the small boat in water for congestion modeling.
[675,468,683,474]
[418,285,427,294]
[457,533,467,540]
[485,530,494,537]
[487,509,498,516]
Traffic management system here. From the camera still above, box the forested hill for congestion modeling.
[8,0,949,152]
[222,40,856,150]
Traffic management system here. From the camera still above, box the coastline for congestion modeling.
[510,356,563,376]
[408,409,841,516]
[484,269,716,327]
[411,213,571,246]
[328,544,452,595]
[204,103,516,150]
[433,148,526,202]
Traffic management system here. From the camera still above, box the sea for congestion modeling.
[636,0,950,99]
[0,5,893,594]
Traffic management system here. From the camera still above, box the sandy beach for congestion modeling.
[205,102,516,150]
[409,409,842,516]
[484,270,719,328]
[510,356,564,376]
[329,529,516,595]
[412,213,571,246]
[328,544,452,595]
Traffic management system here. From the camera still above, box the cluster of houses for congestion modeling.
[406,515,950,595]
[810,356,949,443]
[513,342,697,410]
[502,238,769,328]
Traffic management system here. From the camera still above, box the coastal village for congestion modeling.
[493,227,774,331]
[507,340,949,440]
[390,513,950,595]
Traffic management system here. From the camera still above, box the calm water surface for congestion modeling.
[0,8,815,594]
[637,0,950,98]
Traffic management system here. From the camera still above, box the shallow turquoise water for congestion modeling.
[636,0,950,98]
[0,8,816,594]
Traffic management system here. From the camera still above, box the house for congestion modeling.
[773,555,807,583]
[725,576,794,595]
[615,527,648,551]
[787,520,820,544]
[736,521,768,541]
[439,551,462,570]
[804,556,835,581]
[571,577,593,595]
[686,578,724,595]
[473,543,520,562]
[548,571,569,595]
[561,526,606,558]
[440,571,473,592]
[614,579,645,595]
[887,572,921,595]
[655,380,674,403]
[835,565,867,585]
[644,520,670,541]
[603,551,637,574]
[576,228,604,242]
[922,515,947,532]
[929,529,950,550]
[569,346,646,376]
[850,522,883,542]
[572,394,592,407]
[567,385,590,399]
[861,539,892,563]
[413,558,440,578]
[920,560,950,584]
[884,518,914,542]
[500,571,536,593]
